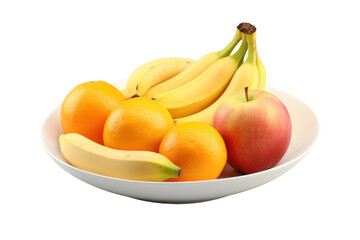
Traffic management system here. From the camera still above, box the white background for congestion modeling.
[1,0,359,239]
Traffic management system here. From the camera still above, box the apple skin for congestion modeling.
[212,89,292,174]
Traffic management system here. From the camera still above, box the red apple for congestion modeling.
[212,88,292,174]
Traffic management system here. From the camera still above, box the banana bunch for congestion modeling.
[175,23,266,124]
[58,133,182,181]
[123,26,241,100]
[125,22,266,123]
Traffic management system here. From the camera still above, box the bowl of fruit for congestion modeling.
[41,23,319,203]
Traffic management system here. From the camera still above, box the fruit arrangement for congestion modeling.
[57,22,292,182]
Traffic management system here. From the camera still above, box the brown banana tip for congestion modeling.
[131,94,140,98]
[237,22,256,34]
[178,169,182,177]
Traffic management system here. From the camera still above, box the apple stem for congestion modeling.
[245,86,249,102]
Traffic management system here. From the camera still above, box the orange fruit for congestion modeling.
[159,122,227,182]
[60,81,125,145]
[103,97,174,152]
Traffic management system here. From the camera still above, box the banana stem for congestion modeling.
[245,32,257,64]
[237,22,257,64]
[217,29,242,57]
[230,34,248,66]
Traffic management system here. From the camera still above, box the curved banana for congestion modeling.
[58,133,182,182]
[135,58,194,96]
[153,38,247,119]
[142,28,242,98]
[175,30,260,125]
[256,52,266,90]
[126,57,194,98]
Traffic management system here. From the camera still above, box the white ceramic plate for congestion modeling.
[41,86,318,203]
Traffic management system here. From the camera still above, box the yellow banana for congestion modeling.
[153,38,246,119]
[142,28,242,98]
[135,58,194,96]
[125,57,194,98]
[175,30,260,125]
[120,88,132,100]
[256,51,266,90]
[58,133,182,182]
